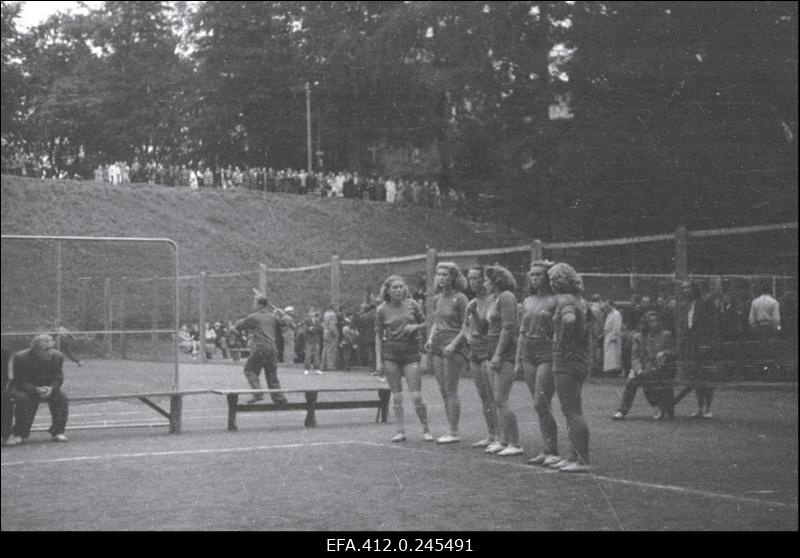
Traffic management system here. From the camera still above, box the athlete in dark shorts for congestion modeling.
[484,265,523,457]
[425,262,468,444]
[375,275,433,443]
[549,263,592,473]
[450,266,498,448]
[515,260,560,467]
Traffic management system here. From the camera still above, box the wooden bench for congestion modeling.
[67,390,212,434]
[212,388,391,431]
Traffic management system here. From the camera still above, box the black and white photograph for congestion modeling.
[1,0,797,535]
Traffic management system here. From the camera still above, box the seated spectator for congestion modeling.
[613,311,676,420]
[6,335,70,446]
[178,324,195,354]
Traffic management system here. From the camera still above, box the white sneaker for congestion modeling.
[527,453,553,465]
[391,432,407,443]
[471,437,494,448]
[559,462,591,474]
[612,411,625,420]
[4,435,22,447]
[542,455,563,467]
[549,458,571,470]
[485,441,506,454]
[52,434,68,443]
[437,434,461,444]
[497,445,524,457]
[423,431,435,442]
[315,370,324,375]
[304,370,310,375]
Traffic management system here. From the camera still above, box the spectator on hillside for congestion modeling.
[227,320,244,361]
[203,167,214,188]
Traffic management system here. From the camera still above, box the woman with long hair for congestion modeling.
[484,265,524,456]
[375,275,433,442]
[515,260,560,466]
[548,263,592,473]
[449,266,498,447]
[425,262,469,444]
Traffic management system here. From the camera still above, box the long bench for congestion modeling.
[212,388,391,431]
[66,390,212,434]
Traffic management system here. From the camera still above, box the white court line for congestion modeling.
[355,441,799,511]
[3,438,796,512]
[0,440,354,467]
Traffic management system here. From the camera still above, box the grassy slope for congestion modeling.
[1,175,526,273]
[1,175,528,321]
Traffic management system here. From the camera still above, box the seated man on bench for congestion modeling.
[232,295,292,404]
[6,334,70,446]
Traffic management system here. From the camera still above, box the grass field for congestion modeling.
[1,361,797,531]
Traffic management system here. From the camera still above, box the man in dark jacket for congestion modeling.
[6,335,69,446]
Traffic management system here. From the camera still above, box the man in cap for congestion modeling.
[5,334,70,446]
[232,296,292,404]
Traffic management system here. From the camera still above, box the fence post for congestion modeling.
[259,263,268,297]
[426,248,437,328]
[55,240,62,350]
[151,278,159,353]
[120,277,128,360]
[674,226,688,378]
[331,255,341,308]
[530,239,543,263]
[104,277,112,357]
[199,271,207,361]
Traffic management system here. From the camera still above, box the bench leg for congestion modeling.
[305,391,318,427]
[377,389,390,423]
[227,394,238,431]
[169,395,182,434]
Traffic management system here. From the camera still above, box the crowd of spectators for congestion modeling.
[4,155,470,212]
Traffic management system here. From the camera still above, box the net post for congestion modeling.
[675,226,688,378]
[259,263,268,298]
[120,277,128,360]
[199,271,207,362]
[331,255,341,308]
[104,277,112,357]
[530,239,543,263]
[426,248,437,328]
[151,278,159,352]
[56,240,62,350]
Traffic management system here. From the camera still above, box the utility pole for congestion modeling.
[306,81,313,173]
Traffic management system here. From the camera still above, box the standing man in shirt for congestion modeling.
[321,305,339,372]
[681,281,718,419]
[749,285,781,339]
[232,296,292,404]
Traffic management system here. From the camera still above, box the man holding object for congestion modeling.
[233,294,291,404]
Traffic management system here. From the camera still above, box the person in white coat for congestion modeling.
[603,299,623,377]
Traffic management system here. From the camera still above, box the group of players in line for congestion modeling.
[373,261,594,474]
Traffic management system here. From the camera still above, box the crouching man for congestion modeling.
[5,334,69,446]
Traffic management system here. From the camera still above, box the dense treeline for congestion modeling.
[1,1,797,239]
